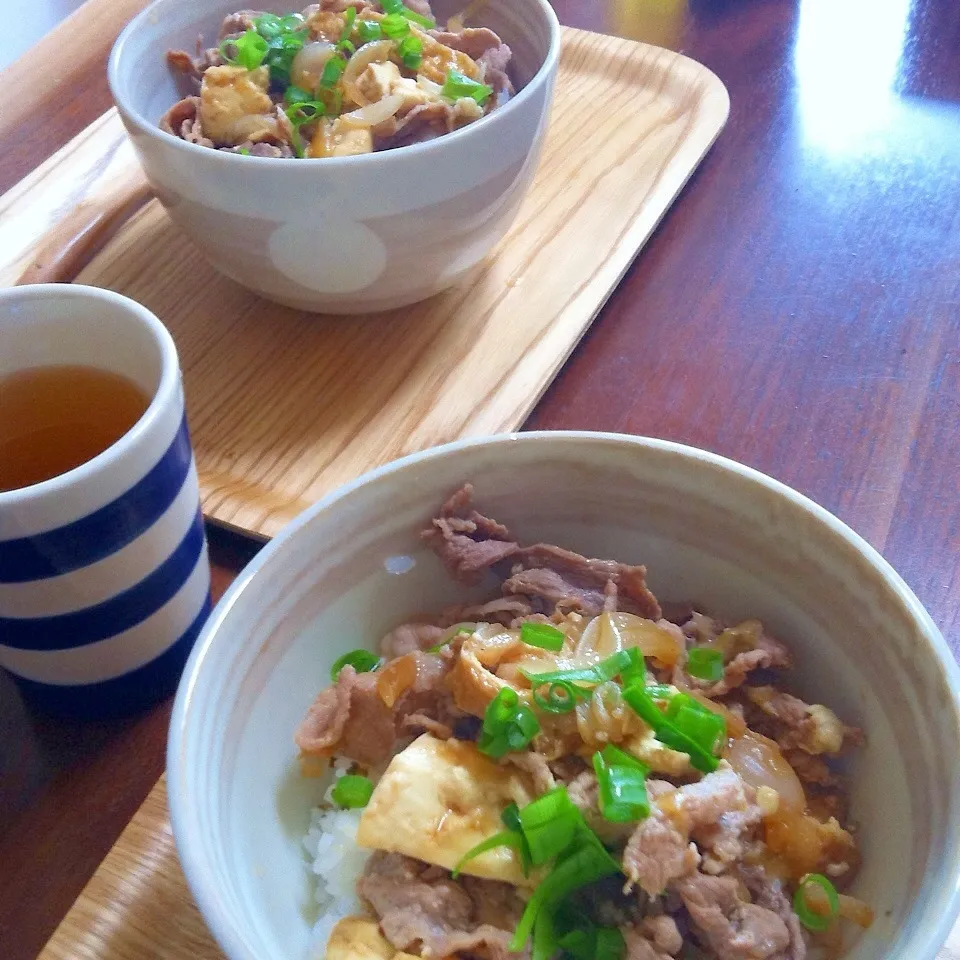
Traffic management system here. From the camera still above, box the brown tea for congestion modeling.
[0,365,151,492]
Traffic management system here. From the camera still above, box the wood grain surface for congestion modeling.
[3,0,960,958]
[0,29,728,539]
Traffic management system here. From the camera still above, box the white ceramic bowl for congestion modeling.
[168,433,960,960]
[108,0,559,313]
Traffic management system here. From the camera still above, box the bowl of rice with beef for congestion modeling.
[167,432,960,960]
[108,0,559,312]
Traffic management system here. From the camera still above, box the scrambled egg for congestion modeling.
[199,65,276,144]
[357,734,538,887]
[623,727,694,778]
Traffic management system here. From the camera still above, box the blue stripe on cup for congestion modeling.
[0,412,193,584]
[10,595,212,719]
[0,510,206,650]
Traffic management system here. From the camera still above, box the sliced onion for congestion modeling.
[291,41,337,92]
[342,40,395,105]
[416,74,443,99]
[375,652,417,707]
[838,894,874,928]
[338,93,406,128]
[725,729,806,812]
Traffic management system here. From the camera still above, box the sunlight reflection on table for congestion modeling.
[793,0,912,153]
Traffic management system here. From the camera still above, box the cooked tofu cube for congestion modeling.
[326,917,395,960]
[309,118,375,158]
[356,734,538,887]
[199,65,275,144]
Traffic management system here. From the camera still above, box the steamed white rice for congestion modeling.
[303,763,375,958]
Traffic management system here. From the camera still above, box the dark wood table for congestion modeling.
[1,0,958,956]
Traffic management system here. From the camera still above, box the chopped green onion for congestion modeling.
[237,147,251,155]
[252,13,308,86]
[501,802,532,874]
[644,682,675,700]
[218,29,269,70]
[331,774,374,808]
[509,843,620,952]
[253,12,304,40]
[330,648,379,681]
[520,622,566,651]
[284,84,312,104]
[592,745,650,823]
[441,69,494,105]
[380,0,436,27]
[532,680,585,714]
[451,829,519,877]
[793,874,840,932]
[667,697,726,755]
[380,12,411,38]
[356,19,383,42]
[558,925,625,960]
[338,5,357,44]
[320,55,347,88]
[518,788,580,866]
[522,647,641,691]
[478,687,541,759]
[396,34,423,70]
[687,646,725,682]
[622,683,720,773]
[400,6,435,28]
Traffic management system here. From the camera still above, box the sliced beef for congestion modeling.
[219,9,262,38]
[680,767,763,874]
[744,687,863,756]
[438,596,536,628]
[675,873,791,959]
[478,41,514,103]
[296,651,461,765]
[393,649,465,733]
[379,622,445,658]
[739,867,807,960]
[502,750,556,795]
[507,544,661,619]
[623,808,699,896]
[642,915,683,955]
[680,636,793,698]
[159,97,214,147]
[428,26,502,59]
[422,485,661,619]
[624,769,762,893]
[622,925,675,960]
[422,484,519,585]
[295,664,395,766]
[223,140,295,157]
[359,852,527,958]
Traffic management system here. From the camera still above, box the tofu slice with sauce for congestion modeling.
[326,917,394,960]
[356,734,537,887]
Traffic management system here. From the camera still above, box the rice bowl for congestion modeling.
[167,433,960,960]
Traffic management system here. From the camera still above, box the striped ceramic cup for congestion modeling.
[0,284,211,717]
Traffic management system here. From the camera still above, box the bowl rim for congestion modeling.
[168,430,960,960]
[108,0,561,169]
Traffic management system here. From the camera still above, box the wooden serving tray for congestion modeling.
[4,27,727,542]
[13,26,738,960]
